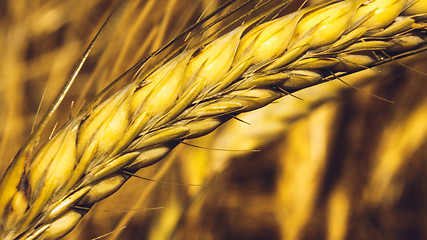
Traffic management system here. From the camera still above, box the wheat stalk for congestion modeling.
[0,0,426,239]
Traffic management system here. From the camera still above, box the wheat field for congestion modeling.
[1,0,427,239]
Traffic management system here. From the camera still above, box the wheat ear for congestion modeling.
[211,65,392,160]
[0,0,426,239]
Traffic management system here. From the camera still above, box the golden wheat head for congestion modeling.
[0,0,426,239]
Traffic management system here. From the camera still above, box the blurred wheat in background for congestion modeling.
[1,0,427,239]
